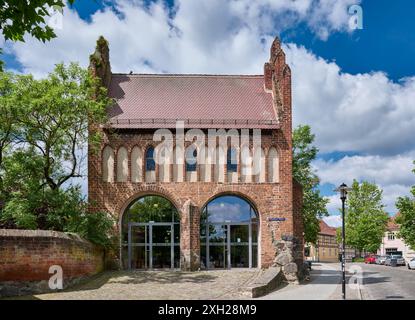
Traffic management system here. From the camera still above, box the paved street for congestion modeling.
[259,263,342,300]
[8,262,415,300]
[358,263,415,300]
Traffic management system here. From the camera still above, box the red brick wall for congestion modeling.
[293,179,305,264]
[0,229,104,283]
[89,130,295,269]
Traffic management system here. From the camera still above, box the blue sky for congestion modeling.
[2,0,415,227]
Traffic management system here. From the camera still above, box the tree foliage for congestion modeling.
[292,125,329,244]
[395,161,415,250]
[0,71,20,192]
[0,63,114,247]
[0,0,74,42]
[127,196,179,223]
[12,63,109,190]
[0,1,75,69]
[343,180,388,253]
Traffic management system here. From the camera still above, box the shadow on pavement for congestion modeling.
[68,270,219,290]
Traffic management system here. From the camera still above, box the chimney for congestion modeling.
[89,36,112,88]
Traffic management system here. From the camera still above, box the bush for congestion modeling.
[65,210,116,248]
[352,257,365,263]
[0,185,116,248]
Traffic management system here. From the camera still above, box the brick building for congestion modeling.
[88,36,304,280]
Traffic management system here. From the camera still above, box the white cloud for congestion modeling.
[285,44,415,156]
[6,0,361,77]
[323,214,342,228]
[314,152,415,187]
[315,153,415,214]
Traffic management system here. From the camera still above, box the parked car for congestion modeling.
[364,255,377,264]
[393,255,406,266]
[385,255,406,266]
[384,256,394,266]
[407,258,415,270]
[375,255,388,265]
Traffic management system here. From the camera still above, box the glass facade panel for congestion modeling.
[122,195,179,270]
[200,195,259,269]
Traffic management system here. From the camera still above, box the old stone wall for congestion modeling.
[0,229,104,297]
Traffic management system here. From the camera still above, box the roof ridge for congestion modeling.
[111,73,264,78]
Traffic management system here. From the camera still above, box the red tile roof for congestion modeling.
[107,74,279,129]
[387,214,400,231]
[319,220,337,236]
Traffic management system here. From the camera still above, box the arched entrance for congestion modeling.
[200,195,259,269]
[121,195,180,269]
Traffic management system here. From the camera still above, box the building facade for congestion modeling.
[378,215,415,262]
[306,220,356,262]
[88,36,304,280]
[306,220,339,263]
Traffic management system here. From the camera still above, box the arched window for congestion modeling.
[200,195,258,269]
[185,146,197,182]
[268,147,279,183]
[102,146,114,182]
[145,147,155,171]
[145,147,156,182]
[227,147,238,183]
[117,147,128,182]
[227,147,238,172]
[121,195,180,270]
[131,146,143,183]
[185,146,197,171]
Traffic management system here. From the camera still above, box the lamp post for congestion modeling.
[334,183,352,300]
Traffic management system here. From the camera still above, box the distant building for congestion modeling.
[306,220,339,262]
[306,220,357,262]
[378,214,415,262]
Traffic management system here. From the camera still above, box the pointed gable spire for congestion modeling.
[89,36,112,88]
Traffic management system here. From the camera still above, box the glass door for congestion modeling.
[204,222,255,269]
[207,224,228,269]
[128,224,149,269]
[128,222,176,270]
[151,224,174,269]
[230,224,251,268]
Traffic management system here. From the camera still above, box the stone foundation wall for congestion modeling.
[0,229,104,297]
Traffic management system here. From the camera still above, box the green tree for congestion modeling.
[344,180,389,253]
[292,125,329,244]
[0,63,114,246]
[12,62,110,190]
[0,1,75,69]
[0,71,20,194]
[395,161,415,250]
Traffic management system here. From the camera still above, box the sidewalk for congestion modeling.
[258,263,362,300]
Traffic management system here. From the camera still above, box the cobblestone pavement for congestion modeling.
[23,269,260,300]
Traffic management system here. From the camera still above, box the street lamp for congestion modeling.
[334,183,352,300]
